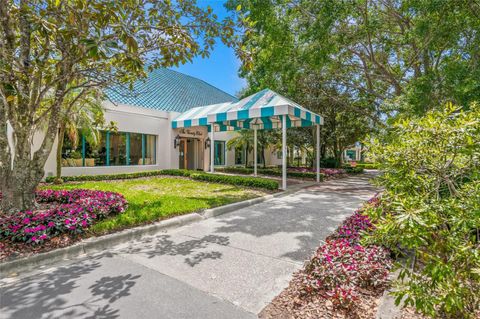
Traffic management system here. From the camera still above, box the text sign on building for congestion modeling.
[177,128,205,138]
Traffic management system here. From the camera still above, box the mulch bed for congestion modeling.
[259,271,383,319]
[0,233,78,262]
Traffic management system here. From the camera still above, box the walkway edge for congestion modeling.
[1,182,317,277]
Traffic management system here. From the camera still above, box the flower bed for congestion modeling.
[260,196,393,318]
[0,189,127,245]
[216,166,362,180]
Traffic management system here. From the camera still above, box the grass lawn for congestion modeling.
[43,176,268,234]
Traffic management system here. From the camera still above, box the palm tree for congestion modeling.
[227,129,279,168]
[226,130,253,168]
[54,90,105,183]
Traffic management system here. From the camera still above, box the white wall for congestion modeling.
[43,102,172,178]
[24,101,289,178]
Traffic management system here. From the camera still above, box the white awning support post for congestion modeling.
[316,124,320,183]
[210,123,215,173]
[253,127,258,177]
[282,115,287,190]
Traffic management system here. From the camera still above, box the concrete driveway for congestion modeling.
[0,174,377,319]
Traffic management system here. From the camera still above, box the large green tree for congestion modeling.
[226,0,480,160]
[0,0,238,213]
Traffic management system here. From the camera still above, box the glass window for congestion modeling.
[214,141,225,166]
[235,147,245,165]
[144,134,156,165]
[61,131,83,167]
[129,133,143,165]
[62,130,156,167]
[257,150,264,164]
[84,131,107,166]
[109,132,127,166]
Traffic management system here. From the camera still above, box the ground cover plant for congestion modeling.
[216,166,363,180]
[0,189,127,244]
[364,103,480,318]
[260,196,393,318]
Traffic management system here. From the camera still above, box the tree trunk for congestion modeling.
[245,142,249,168]
[261,146,266,169]
[0,158,43,214]
[55,125,65,182]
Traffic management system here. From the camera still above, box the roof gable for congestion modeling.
[105,68,238,113]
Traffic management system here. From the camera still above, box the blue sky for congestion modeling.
[172,1,246,97]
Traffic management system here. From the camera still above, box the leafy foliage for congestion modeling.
[364,103,480,318]
[301,196,392,309]
[0,189,127,244]
[227,0,480,163]
[0,0,239,211]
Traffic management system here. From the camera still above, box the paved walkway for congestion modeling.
[0,173,378,319]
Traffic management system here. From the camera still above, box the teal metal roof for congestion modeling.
[105,68,238,113]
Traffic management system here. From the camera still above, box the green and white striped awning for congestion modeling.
[172,89,323,131]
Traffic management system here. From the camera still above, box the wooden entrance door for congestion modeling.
[178,138,188,169]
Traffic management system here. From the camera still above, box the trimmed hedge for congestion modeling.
[343,166,364,174]
[45,170,166,183]
[355,163,379,169]
[216,167,326,181]
[190,173,278,190]
[45,169,279,190]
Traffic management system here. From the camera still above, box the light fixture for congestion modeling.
[174,135,180,148]
[204,137,211,149]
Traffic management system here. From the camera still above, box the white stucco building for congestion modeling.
[25,68,324,191]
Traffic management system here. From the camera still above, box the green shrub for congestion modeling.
[216,167,254,175]
[217,166,325,181]
[363,103,480,318]
[45,170,165,183]
[191,173,279,190]
[355,163,379,169]
[159,169,193,177]
[343,166,364,174]
[321,157,341,168]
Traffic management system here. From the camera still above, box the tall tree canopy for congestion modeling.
[227,0,480,160]
[0,0,239,212]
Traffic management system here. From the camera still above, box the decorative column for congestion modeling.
[210,124,215,173]
[282,115,287,190]
[316,124,320,183]
[253,127,258,176]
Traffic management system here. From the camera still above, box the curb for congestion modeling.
[1,182,316,277]
[376,270,403,319]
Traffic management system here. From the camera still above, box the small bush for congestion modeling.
[45,170,165,183]
[190,173,279,190]
[343,166,364,174]
[364,103,480,318]
[0,189,127,244]
[217,166,327,181]
[355,163,379,169]
[303,239,392,308]
[321,157,341,168]
[300,196,391,310]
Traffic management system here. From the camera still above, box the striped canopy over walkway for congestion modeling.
[172,89,323,131]
[172,89,324,190]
